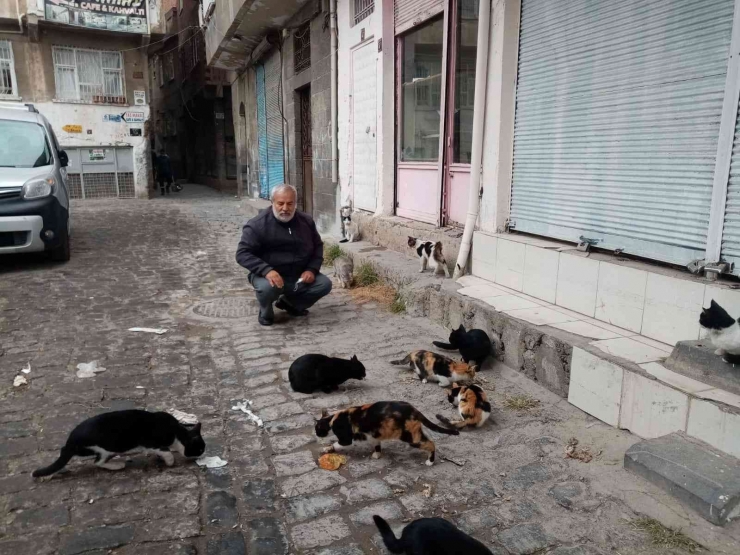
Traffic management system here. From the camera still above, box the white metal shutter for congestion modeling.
[721,98,740,270]
[395,0,444,35]
[510,0,734,265]
[352,41,378,212]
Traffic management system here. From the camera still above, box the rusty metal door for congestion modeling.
[299,87,313,215]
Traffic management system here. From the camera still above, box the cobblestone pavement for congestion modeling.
[0,186,722,555]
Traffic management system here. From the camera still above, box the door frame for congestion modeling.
[298,85,313,215]
[350,35,378,213]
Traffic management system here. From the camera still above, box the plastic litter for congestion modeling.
[196,455,227,468]
[13,375,27,387]
[76,361,107,379]
[231,399,263,427]
[128,327,168,335]
[169,409,199,425]
[21,362,31,374]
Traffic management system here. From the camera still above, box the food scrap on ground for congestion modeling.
[318,452,347,470]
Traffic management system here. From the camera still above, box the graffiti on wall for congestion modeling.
[45,0,148,34]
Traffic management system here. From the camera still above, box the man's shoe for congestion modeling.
[258,314,273,326]
[275,298,308,316]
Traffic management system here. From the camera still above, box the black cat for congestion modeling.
[373,515,493,554]
[32,410,206,477]
[433,324,492,367]
[288,353,366,393]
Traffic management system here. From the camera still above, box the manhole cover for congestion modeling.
[191,297,259,319]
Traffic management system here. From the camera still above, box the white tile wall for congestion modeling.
[552,320,623,340]
[686,399,740,458]
[595,262,647,333]
[642,273,705,346]
[619,372,689,438]
[556,254,600,318]
[522,245,559,304]
[486,294,540,311]
[504,306,577,326]
[591,337,669,364]
[471,234,497,283]
[568,348,623,426]
[494,239,526,291]
[639,362,714,394]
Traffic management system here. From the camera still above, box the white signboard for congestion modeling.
[134,90,146,106]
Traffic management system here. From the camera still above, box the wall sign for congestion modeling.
[215,112,225,120]
[62,124,82,133]
[122,111,145,123]
[104,114,123,122]
[130,128,142,136]
[89,149,106,160]
[45,0,148,34]
[134,90,146,105]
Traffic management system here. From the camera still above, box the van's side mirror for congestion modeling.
[58,150,69,167]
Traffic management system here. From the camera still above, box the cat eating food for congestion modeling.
[391,350,477,387]
[373,515,494,555]
[436,383,492,430]
[333,255,354,289]
[289,353,366,393]
[433,324,493,367]
[408,236,451,278]
[699,299,740,363]
[315,401,458,466]
[32,410,206,477]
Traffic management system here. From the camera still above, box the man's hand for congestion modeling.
[300,271,316,284]
[265,270,284,288]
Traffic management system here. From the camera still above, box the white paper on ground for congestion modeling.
[128,327,168,335]
[21,362,31,374]
[13,375,27,387]
[196,455,227,468]
[194,250,207,257]
[76,361,107,378]
[169,409,199,425]
[231,400,263,427]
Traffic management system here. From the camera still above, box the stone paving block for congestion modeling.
[207,532,246,555]
[504,461,556,489]
[0,473,34,495]
[72,493,147,526]
[231,452,270,476]
[497,524,554,555]
[281,469,347,498]
[135,516,201,542]
[243,478,277,511]
[311,546,364,555]
[272,450,316,476]
[340,478,394,503]
[0,437,38,457]
[264,413,315,433]
[59,524,135,555]
[5,482,71,510]
[7,504,69,533]
[244,373,279,389]
[549,482,585,510]
[115,542,198,555]
[206,467,233,489]
[0,533,57,555]
[290,514,352,550]
[350,500,404,526]
[455,506,503,534]
[269,433,315,453]
[207,491,239,528]
[246,517,289,555]
[625,432,740,526]
[260,402,305,422]
[250,394,289,410]
[286,493,342,523]
[346,457,391,478]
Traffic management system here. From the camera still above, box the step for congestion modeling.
[624,433,740,526]
[666,340,740,397]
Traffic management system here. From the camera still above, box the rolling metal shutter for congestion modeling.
[256,64,269,199]
[394,0,444,35]
[721,97,740,270]
[510,0,734,265]
[265,50,285,194]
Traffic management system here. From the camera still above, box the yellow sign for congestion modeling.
[62,125,82,133]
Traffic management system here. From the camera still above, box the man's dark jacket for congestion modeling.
[236,209,324,280]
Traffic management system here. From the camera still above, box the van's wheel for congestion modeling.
[49,225,70,262]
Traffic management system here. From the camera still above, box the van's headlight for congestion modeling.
[21,176,55,200]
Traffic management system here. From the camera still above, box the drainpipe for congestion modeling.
[330,0,338,184]
[453,0,492,280]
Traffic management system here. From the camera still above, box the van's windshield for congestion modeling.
[0,120,53,168]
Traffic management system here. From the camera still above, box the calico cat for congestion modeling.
[408,236,451,277]
[433,324,493,367]
[699,299,740,363]
[437,383,492,430]
[315,401,458,466]
[391,350,477,387]
[32,410,205,477]
[289,353,366,393]
[333,255,354,288]
[373,515,494,555]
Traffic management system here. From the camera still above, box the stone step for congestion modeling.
[666,340,740,397]
[624,432,740,526]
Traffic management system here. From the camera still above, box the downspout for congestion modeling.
[453,0,492,279]
[330,0,338,184]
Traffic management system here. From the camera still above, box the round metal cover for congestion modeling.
[191,297,259,319]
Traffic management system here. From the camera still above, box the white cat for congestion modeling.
[699,300,740,362]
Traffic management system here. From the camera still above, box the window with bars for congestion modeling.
[353,0,374,25]
[0,40,18,97]
[294,23,311,74]
[180,30,203,76]
[52,47,125,103]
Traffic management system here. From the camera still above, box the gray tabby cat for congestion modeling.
[334,255,354,288]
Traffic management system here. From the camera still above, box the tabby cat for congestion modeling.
[699,299,740,363]
[433,324,492,367]
[288,353,366,393]
[391,350,477,387]
[333,256,354,289]
[32,410,206,477]
[437,383,492,430]
[373,515,494,555]
[315,401,458,466]
[408,236,450,277]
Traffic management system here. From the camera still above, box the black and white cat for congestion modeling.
[433,324,493,367]
[339,205,359,243]
[288,353,366,393]
[699,300,740,363]
[408,236,450,277]
[32,410,206,477]
[373,515,493,555]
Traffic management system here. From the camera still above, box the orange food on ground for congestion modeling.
[318,453,347,470]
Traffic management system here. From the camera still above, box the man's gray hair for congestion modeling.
[270,183,298,201]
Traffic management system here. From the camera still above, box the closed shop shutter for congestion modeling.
[395,0,445,35]
[510,0,734,265]
[721,97,740,270]
[256,64,269,198]
[264,50,285,194]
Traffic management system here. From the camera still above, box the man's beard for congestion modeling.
[273,206,295,223]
